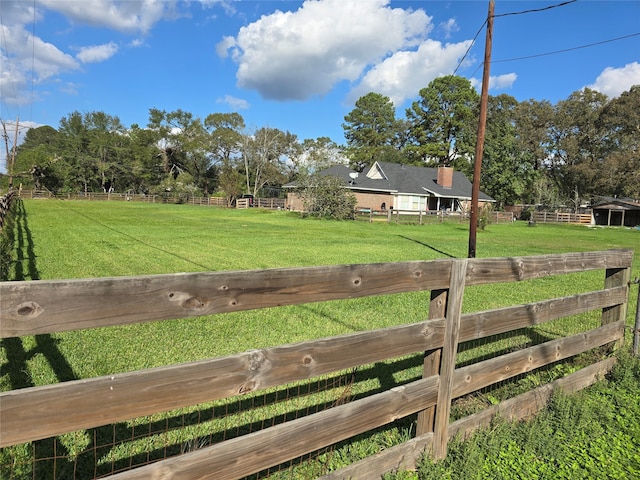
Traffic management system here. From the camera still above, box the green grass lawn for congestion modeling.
[1,199,638,479]
[3,199,638,378]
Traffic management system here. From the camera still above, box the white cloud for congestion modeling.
[218,0,433,101]
[0,1,171,105]
[216,36,236,59]
[439,18,459,39]
[38,0,174,34]
[587,62,640,98]
[76,42,119,63]
[490,73,517,90]
[0,24,79,105]
[349,39,473,106]
[469,73,518,93]
[217,95,250,110]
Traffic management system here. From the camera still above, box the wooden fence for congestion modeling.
[16,190,285,209]
[235,197,286,209]
[0,249,633,479]
[356,209,514,225]
[0,191,17,229]
[532,211,592,224]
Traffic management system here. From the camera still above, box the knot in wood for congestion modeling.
[248,350,267,371]
[16,301,42,318]
[183,297,205,310]
[238,380,256,394]
[516,261,525,280]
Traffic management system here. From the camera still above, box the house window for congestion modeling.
[398,195,426,211]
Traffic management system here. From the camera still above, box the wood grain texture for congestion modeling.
[602,266,632,350]
[0,285,628,446]
[453,321,624,399]
[107,376,440,480]
[1,250,631,338]
[416,288,448,436]
[464,249,633,286]
[0,260,452,337]
[0,319,445,447]
[458,286,628,342]
[431,259,467,459]
[0,249,633,477]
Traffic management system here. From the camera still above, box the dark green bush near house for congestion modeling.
[297,173,357,220]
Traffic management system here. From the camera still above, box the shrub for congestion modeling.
[297,174,357,220]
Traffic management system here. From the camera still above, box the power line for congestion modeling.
[470,31,640,77]
[453,0,579,76]
[453,20,487,76]
[491,32,640,64]
[495,0,577,18]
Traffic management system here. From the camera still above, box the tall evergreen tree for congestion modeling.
[343,92,402,170]
[405,75,479,172]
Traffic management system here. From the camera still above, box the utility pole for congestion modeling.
[468,0,494,258]
[1,117,19,190]
[9,117,19,190]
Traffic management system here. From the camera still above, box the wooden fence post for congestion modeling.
[416,288,448,436]
[602,265,631,350]
[431,259,467,460]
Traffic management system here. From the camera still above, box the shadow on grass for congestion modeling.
[399,235,457,259]
[1,200,80,479]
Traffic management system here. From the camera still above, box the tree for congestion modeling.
[147,108,211,194]
[547,88,608,208]
[343,92,402,170]
[204,112,246,205]
[57,111,98,193]
[296,137,347,177]
[296,173,357,220]
[13,126,64,191]
[405,75,479,171]
[481,94,534,208]
[596,85,640,199]
[513,99,554,204]
[127,124,164,193]
[240,127,297,197]
[83,111,128,192]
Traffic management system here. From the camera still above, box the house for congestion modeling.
[591,197,640,227]
[285,161,494,213]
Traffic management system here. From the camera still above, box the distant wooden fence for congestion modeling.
[356,209,514,225]
[532,211,592,224]
[17,190,284,209]
[0,249,633,479]
[235,197,286,209]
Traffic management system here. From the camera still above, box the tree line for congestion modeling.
[4,75,639,209]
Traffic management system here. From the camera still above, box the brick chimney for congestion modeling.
[437,166,453,188]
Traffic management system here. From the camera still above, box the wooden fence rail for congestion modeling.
[355,209,514,224]
[16,190,283,208]
[0,249,633,479]
[532,211,592,224]
[0,191,17,229]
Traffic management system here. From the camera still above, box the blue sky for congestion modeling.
[1,0,639,171]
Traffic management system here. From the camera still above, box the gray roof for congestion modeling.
[591,196,640,210]
[287,161,494,201]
